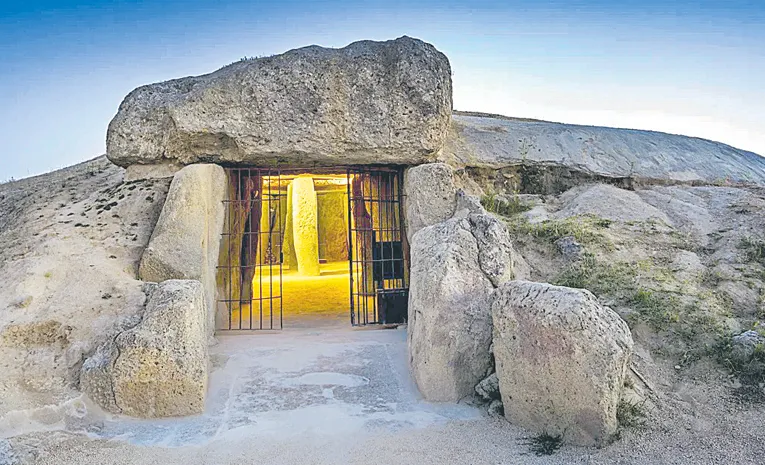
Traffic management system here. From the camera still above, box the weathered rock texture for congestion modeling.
[492,281,634,446]
[81,280,208,418]
[404,163,458,241]
[475,372,500,401]
[553,183,671,224]
[408,212,524,402]
[138,164,226,335]
[107,37,452,168]
[444,112,765,187]
[0,157,170,417]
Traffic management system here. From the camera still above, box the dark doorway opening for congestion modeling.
[216,167,409,331]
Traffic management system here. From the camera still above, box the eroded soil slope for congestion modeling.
[0,157,170,420]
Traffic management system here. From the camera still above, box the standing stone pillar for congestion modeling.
[291,177,320,276]
[283,181,298,269]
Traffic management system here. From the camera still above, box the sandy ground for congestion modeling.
[228,261,351,329]
[4,319,765,465]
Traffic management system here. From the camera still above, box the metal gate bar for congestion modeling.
[347,167,408,326]
[218,166,408,330]
[217,167,284,330]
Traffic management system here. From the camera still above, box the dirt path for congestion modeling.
[3,321,763,464]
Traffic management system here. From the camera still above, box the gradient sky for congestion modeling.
[1,1,764,180]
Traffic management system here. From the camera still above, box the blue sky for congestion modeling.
[1,1,764,180]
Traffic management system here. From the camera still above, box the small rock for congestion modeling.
[475,372,500,401]
[731,330,765,363]
[487,399,504,418]
[555,235,583,261]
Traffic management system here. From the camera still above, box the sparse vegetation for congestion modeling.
[616,399,647,430]
[739,236,765,266]
[553,249,729,358]
[526,432,563,456]
[505,215,613,247]
[553,253,635,294]
[715,333,765,392]
[481,193,530,217]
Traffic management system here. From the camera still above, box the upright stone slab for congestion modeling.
[107,37,452,168]
[492,281,634,446]
[81,280,208,418]
[282,181,298,269]
[407,208,524,403]
[317,190,349,262]
[138,164,226,335]
[291,177,320,276]
[404,163,457,242]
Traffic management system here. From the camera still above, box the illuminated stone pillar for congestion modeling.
[282,181,298,269]
[291,177,320,276]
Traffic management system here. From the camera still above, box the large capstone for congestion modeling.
[408,212,524,402]
[107,37,452,168]
[138,164,226,336]
[80,280,208,418]
[492,281,634,446]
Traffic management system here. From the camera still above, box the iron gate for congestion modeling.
[346,168,409,326]
[217,166,409,330]
[217,168,284,330]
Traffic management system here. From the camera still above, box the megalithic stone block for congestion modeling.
[291,177,320,276]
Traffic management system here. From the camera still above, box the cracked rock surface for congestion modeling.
[80,280,208,418]
[408,210,525,402]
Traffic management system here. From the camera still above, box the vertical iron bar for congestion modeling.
[239,168,244,330]
[279,171,283,329]
[375,171,382,324]
[397,168,407,290]
[269,169,274,330]
[227,170,232,330]
[362,172,368,325]
[346,169,355,326]
[257,169,263,330]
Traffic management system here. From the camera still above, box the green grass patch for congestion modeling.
[554,254,728,353]
[505,215,613,247]
[739,236,765,266]
[553,254,636,296]
[481,193,531,217]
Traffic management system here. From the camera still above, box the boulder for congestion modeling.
[443,112,765,186]
[492,281,634,446]
[408,213,523,401]
[138,164,226,335]
[553,183,672,225]
[80,280,209,418]
[404,163,458,241]
[107,37,452,168]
